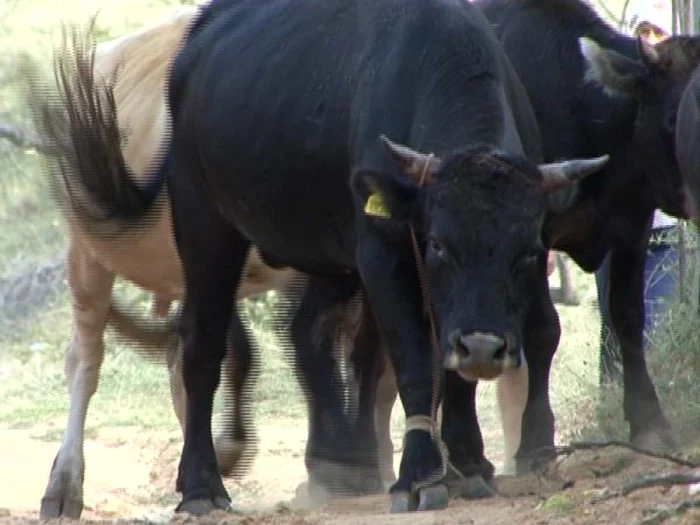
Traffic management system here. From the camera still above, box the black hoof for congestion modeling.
[359,472,385,495]
[308,460,384,498]
[515,451,557,477]
[445,472,497,500]
[418,484,449,511]
[175,497,232,516]
[632,428,677,452]
[391,491,417,513]
[40,497,83,521]
[390,484,449,513]
[306,478,332,508]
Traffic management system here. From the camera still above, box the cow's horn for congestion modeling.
[380,135,441,185]
[539,154,610,183]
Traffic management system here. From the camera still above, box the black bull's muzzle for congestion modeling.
[443,330,523,381]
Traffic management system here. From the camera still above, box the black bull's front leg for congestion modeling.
[357,229,449,512]
[510,252,561,474]
[440,373,498,498]
[510,230,675,476]
[608,234,675,449]
[289,275,384,503]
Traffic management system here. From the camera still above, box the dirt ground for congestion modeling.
[1,415,699,525]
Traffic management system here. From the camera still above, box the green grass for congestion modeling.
[0,290,305,433]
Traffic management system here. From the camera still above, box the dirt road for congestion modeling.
[1,416,698,525]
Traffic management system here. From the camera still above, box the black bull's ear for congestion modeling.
[350,136,439,224]
[351,168,420,223]
[579,36,655,97]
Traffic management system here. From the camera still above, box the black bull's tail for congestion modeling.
[24,18,167,237]
[107,298,180,366]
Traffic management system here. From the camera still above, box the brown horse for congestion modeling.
[33,7,299,519]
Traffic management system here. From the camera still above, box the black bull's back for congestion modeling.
[677,66,700,218]
[168,0,540,274]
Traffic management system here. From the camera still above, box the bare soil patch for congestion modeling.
[1,419,699,525]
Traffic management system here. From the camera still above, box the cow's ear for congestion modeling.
[635,21,670,46]
[579,37,650,97]
[351,169,420,223]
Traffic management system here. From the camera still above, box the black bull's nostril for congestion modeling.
[444,330,521,380]
[459,333,507,360]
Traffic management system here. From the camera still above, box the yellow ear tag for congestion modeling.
[364,191,391,218]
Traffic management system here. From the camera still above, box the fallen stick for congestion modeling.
[639,499,700,525]
[551,440,700,469]
[623,472,700,496]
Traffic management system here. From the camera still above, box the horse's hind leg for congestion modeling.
[41,236,115,520]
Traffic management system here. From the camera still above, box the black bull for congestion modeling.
[677,64,700,220]
[315,0,700,492]
[470,0,700,474]
[37,0,611,515]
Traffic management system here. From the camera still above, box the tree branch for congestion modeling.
[619,0,633,31]
[623,472,700,496]
[639,498,700,525]
[0,121,55,154]
[553,440,700,469]
[595,0,622,27]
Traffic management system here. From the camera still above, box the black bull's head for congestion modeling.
[352,136,608,381]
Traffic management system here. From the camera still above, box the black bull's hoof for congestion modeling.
[295,461,385,508]
[40,496,83,521]
[443,470,498,499]
[387,428,499,513]
[175,496,234,516]
[389,474,496,513]
[390,484,450,512]
[633,426,677,452]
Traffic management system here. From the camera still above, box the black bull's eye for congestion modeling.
[428,237,444,257]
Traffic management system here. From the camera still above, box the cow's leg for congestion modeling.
[213,320,258,477]
[441,372,497,499]
[166,307,257,478]
[514,253,560,475]
[496,360,528,476]
[357,233,446,513]
[349,296,388,493]
[608,241,675,449]
[170,192,250,514]
[595,252,623,386]
[348,301,398,490]
[40,238,115,520]
[374,350,398,489]
[555,253,580,306]
[292,276,382,503]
